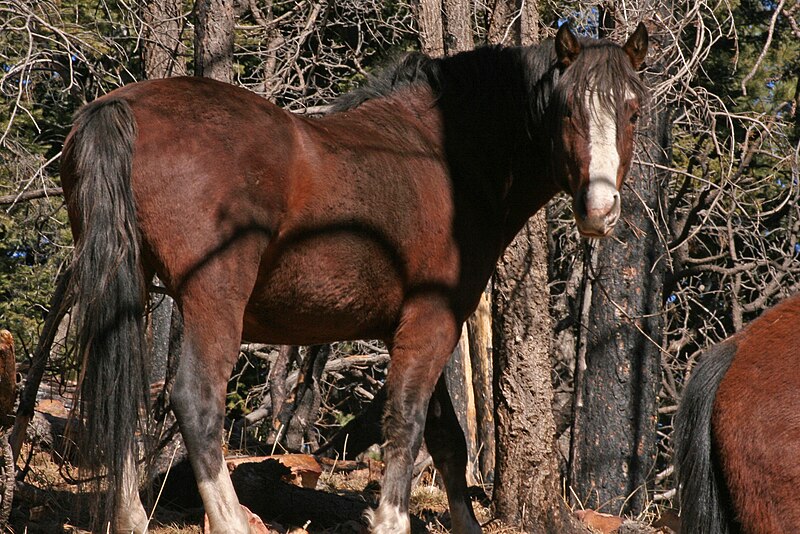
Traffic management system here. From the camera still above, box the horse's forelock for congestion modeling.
[553,41,647,128]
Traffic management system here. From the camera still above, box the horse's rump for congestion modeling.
[677,292,800,534]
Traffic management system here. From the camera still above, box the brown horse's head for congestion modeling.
[550,23,648,237]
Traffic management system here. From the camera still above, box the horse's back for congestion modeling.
[241,93,464,344]
[712,292,800,532]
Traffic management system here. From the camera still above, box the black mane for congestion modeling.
[331,53,442,112]
[331,37,647,138]
[331,43,562,125]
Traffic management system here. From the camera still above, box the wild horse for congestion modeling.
[61,23,648,534]
[676,291,800,534]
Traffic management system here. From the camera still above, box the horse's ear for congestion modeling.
[555,23,581,68]
[623,22,648,70]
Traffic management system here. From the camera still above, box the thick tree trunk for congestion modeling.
[568,78,670,514]
[414,0,445,57]
[415,0,471,57]
[488,0,539,46]
[443,0,472,52]
[194,0,236,82]
[493,216,586,533]
[488,4,587,531]
[142,0,187,78]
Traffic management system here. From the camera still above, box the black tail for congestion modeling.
[674,341,738,534]
[63,98,148,529]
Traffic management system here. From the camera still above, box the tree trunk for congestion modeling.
[568,44,670,513]
[442,0,472,52]
[493,216,585,533]
[414,0,445,57]
[415,0,471,57]
[489,4,587,532]
[0,331,16,428]
[467,290,494,482]
[194,0,236,82]
[142,0,187,78]
[488,0,539,46]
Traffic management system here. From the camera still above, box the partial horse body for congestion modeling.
[675,291,800,534]
[60,23,648,534]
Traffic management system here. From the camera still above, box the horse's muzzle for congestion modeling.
[574,180,621,237]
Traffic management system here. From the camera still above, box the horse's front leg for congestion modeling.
[369,296,461,534]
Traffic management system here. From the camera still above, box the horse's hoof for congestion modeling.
[203,505,273,534]
[242,505,273,534]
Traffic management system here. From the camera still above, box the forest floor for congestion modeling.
[9,438,522,534]
[4,384,677,534]
[8,441,678,534]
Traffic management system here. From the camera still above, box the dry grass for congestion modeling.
[12,445,521,533]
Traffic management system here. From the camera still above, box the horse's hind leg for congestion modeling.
[115,447,149,533]
[369,297,460,534]
[171,305,251,533]
[169,266,259,534]
[425,376,481,534]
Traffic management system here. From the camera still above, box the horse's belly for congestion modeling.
[242,235,406,344]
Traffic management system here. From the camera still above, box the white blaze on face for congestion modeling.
[585,89,620,216]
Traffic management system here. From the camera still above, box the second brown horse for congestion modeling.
[676,291,800,533]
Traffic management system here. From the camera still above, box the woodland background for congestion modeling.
[0,0,798,532]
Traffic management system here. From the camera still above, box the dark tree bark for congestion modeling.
[194,0,236,82]
[414,0,445,56]
[568,33,670,512]
[414,0,471,57]
[488,0,539,45]
[149,293,173,385]
[142,0,187,78]
[443,0,472,52]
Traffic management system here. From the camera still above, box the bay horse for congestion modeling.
[60,23,648,534]
[675,291,800,534]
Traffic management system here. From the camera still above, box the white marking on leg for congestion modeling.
[116,448,149,534]
[198,458,250,534]
[367,502,411,534]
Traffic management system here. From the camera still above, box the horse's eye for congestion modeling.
[630,112,640,124]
